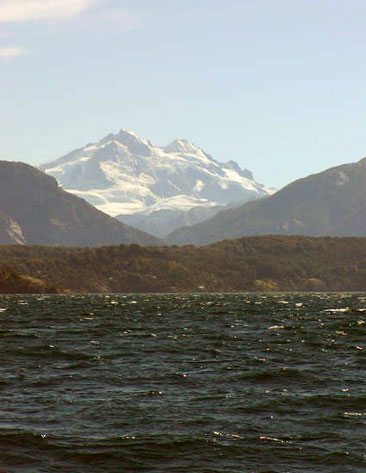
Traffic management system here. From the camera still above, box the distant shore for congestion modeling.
[1,235,366,294]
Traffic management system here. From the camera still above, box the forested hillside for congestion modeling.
[0,265,59,294]
[0,236,366,293]
[167,158,366,245]
[0,161,161,246]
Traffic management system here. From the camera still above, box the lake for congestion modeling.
[1,293,366,472]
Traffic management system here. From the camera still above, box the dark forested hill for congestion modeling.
[0,265,60,293]
[167,158,366,246]
[0,161,161,247]
[1,235,366,293]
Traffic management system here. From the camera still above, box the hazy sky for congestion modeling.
[1,0,365,189]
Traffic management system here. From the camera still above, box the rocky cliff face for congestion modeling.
[0,161,161,246]
[40,129,272,237]
[167,158,366,245]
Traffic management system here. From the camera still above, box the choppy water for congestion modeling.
[1,293,366,472]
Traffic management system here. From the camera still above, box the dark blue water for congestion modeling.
[1,293,366,472]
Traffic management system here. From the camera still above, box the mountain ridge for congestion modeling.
[0,160,161,247]
[167,157,366,245]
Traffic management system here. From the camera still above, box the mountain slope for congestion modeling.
[167,157,366,245]
[0,161,161,246]
[40,129,272,236]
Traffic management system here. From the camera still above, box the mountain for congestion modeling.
[0,161,161,246]
[167,157,366,245]
[40,129,272,237]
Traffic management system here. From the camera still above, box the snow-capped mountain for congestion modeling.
[40,129,272,237]
[167,157,366,246]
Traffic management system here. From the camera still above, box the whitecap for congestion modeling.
[324,308,349,313]
[260,436,287,444]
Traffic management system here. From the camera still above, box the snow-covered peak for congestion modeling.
[223,160,254,180]
[40,129,273,236]
[101,129,152,157]
[164,139,206,157]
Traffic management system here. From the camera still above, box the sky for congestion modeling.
[1,0,366,189]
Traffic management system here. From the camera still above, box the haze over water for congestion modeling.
[1,293,366,472]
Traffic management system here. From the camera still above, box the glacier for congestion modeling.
[40,129,273,237]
